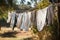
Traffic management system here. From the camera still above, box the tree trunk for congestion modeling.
[58,4,60,40]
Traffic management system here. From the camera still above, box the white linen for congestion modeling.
[36,7,48,31]
[10,11,16,27]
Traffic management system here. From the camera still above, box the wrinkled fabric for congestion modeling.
[16,13,23,28]
[31,10,37,26]
[19,12,31,31]
[36,7,48,31]
[10,12,16,27]
[20,12,29,31]
[27,12,31,27]
[46,4,54,26]
[7,11,12,23]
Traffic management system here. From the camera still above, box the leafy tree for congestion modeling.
[0,0,13,20]
[27,1,31,6]
[20,0,25,5]
[36,0,50,9]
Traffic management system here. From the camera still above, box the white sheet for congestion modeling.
[16,13,23,28]
[10,11,16,27]
[20,12,29,31]
[19,12,31,31]
[36,7,48,31]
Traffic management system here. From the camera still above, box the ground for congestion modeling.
[0,27,33,40]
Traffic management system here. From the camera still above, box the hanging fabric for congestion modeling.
[10,11,16,29]
[20,12,29,31]
[36,7,48,31]
[27,12,32,28]
[16,13,23,28]
[7,11,12,23]
[46,4,54,26]
[16,12,31,31]
[31,10,37,26]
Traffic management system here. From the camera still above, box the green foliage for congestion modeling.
[36,0,51,10]
[0,6,8,20]
[27,2,31,5]
[32,26,38,34]
[20,0,25,4]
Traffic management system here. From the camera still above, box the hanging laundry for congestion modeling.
[16,13,23,28]
[36,7,48,31]
[10,11,16,30]
[31,10,37,26]
[46,4,54,26]
[16,12,32,31]
[7,11,12,23]
[20,12,29,31]
[27,12,32,28]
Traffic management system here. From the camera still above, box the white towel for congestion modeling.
[36,7,48,31]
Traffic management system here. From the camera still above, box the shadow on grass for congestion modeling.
[0,31,18,38]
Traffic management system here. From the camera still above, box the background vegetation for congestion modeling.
[0,0,58,40]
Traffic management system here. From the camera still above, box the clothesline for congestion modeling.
[7,4,54,31]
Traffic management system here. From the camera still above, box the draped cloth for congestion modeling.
[7,5,54,31]
[36,7,48,31]
[46,4,54,26]
[7,11,12,23]
[27,12,32,28]
[31,10,37,26]
[10,11,16,28]
[16,13,23,28]
[16,12,31,31]
[20,12,29,31]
